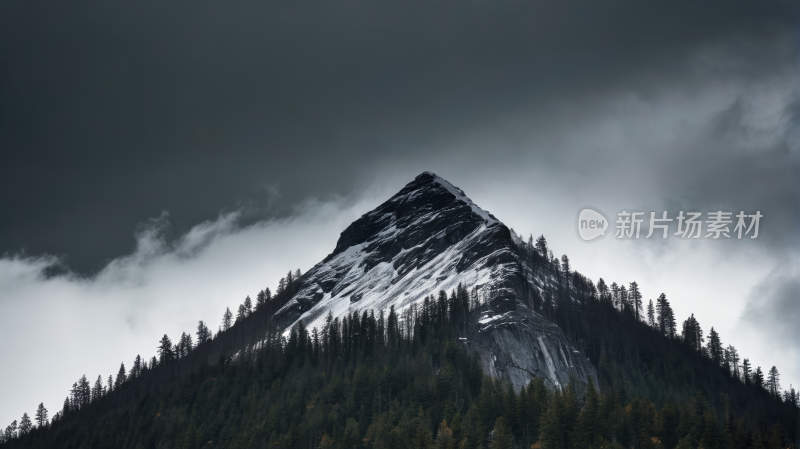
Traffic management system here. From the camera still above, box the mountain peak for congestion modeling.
[273,172,512,332]
[271,172,598,391]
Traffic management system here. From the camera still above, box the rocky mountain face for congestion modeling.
[271,172,598,391]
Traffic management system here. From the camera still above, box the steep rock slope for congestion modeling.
[272,172,597,390]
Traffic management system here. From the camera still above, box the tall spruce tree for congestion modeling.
[611,282,620,309]
[539,389,565,449]
[236,303,247,323]
[132,355,142,378]
[767,366,781,398]
[560,254,571,294]
[243,295,252,316]
[115,363,127,389]
[754,366,765,389]
[629,281,643,321]
[681,314,704,352]
[34,403,47,428]
[196,320,211,343]
[706,328,723,366]
[596,278,609,303]
[222,307,233,331]
[656,293,675,337]
[726,345,740,378]
[78,375,91,406]
[574,379,601,448]
[491,417,512,449]
[618,285,628,314]
[92,375,104,401]
[178,332,193,357]
[742,358,752,385]
[5,420,16,441]
[255,289,266,310]
[158,335,174,364]
[535,235,548,258]
[18,413,32,436]
[276,277,286,296]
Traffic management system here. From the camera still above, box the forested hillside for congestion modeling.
[2,236,797,449]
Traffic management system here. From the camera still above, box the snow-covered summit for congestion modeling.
[274,171,509,332]
[271,172,598,390]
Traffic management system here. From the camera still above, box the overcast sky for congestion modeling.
[1,0,798,427]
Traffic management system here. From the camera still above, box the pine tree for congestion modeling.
[769,423,786,449]
[178,331,193,357]
[255,289,267,310]
[243,295,252,316]
[18,413,32,436]
[539,389,565,449]
[158,334,174,364]
[722,401,737,449]
[681,314,704,352]
[742,358,752,385]
[754,367,765,389]
[629,281,643,321]
[610,282,620,309]
[276,277,286,296]
[676,435,692,449]
[560,254,571,294]
[535,235,549,258]
[659,396,680,449]
[5,420,17,441]
[491,417,513,449]
[726,345,740,378]
[35,403,48,428]
[435,419,453,449]
[196,320,211,343]
[115,362,127,389]
[706,328,723,366]
[647,299,655,327]
[92,375,104,401]
[656,293,675,337]
[596,278,610,303]
[236,303,247,323]
[78,375,91,406]
[574,379,601,448]
[222,307,233,331]
[767,366,781,398]
[699,409,721,449]
[132,355,143,378]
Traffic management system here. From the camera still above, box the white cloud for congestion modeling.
[0,195,387,427]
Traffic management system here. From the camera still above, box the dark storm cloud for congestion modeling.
[0,0,795,273]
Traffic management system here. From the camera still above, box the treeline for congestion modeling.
[2,232,798,448]
[0,267,307,446]
[521,234,793,398]
[1,293,796,449]
[514,233,799,446]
